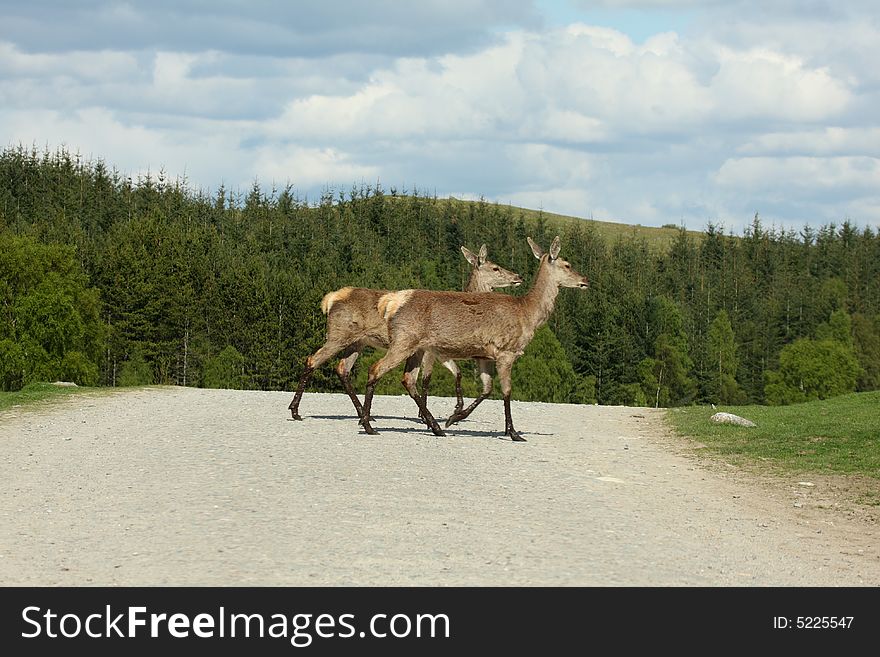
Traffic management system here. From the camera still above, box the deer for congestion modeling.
[287,244,523,421]
[359,236,588,441]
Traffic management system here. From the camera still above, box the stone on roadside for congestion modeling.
[710,412,757,428]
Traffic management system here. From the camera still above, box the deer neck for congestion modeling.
[521,257,559,330]
[465,270,491,293]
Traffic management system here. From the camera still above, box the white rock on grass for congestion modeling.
[710,412,757,428]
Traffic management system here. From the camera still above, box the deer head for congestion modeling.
[527,236,589,289]
[461,244,523,289]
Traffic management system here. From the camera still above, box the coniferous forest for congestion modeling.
[2,146,879,407]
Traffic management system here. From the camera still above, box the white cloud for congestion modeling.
[714,156,880,194]
[267,36,528,143]
[0,106,256,190]
[708,46,851,122]
[1,2,878,232]
[738,127,880,157]
[0,1,539,57]
[842,196,880,223]
[579,1,714,6]
[253,146,379,190]
[264,21,853,154]
[0,41,140,81]
[504,186,596,217]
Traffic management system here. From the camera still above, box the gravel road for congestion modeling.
[1,387,877,586]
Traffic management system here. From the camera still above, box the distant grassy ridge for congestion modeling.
[508,205,700,249]
[445,197,703,250]
[668,391,880,479]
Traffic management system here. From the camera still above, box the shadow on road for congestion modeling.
[295,413,553,440]
[307,414,419,422]
[353,426,552,440]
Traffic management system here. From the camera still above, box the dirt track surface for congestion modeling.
[1,387,877,586]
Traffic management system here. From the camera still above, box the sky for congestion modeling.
[1,0,878,233]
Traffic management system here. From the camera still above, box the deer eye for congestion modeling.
[493,267,500,271]
[565,263,571,269]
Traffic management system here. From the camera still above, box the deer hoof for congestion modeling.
[508,430,527,442]
[363,424,379,436]
[444,414,462,428]
[290,413,303,421]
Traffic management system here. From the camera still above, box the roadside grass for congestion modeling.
[0,382,116,414]
[667,391,880,480]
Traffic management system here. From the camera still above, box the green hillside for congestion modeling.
[2,145,879,411]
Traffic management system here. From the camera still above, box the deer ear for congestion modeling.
[549,236,561,261]
[460,245,479,267]
[527,237,544,259]
[478,244,488,265]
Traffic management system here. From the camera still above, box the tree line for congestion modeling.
[2,145,879,406]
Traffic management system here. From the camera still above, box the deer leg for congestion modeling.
[503,396,525,441]
[417,371,432,423]
[402,351,428,423]
[361,382,378,435]
[497,356,526,442]
[445,359,493,427]
[289,369,312,420]
[335,348,367,420]
[415,350,435,424]
[403,358,445,437]
[288,341,347,420]
[439,358,463,415]
[361,341,418,436]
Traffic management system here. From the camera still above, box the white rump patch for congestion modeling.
[321,286,354,314]
[378,289,415,319]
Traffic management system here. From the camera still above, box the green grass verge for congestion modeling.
[667,391,880,479]
[0,382,109,414]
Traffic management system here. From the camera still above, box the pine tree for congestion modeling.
[705,309,744,404]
